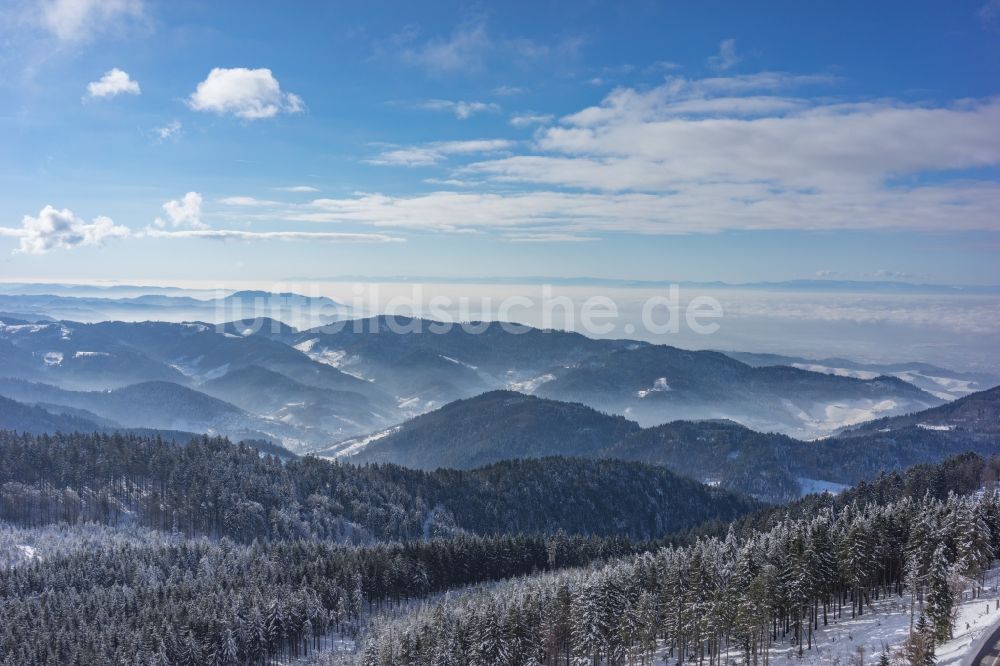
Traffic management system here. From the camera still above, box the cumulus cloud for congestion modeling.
[154,192,205,229]
[133,69,1000,240]
[188,68,304,120]
[40,0,143,41]
[0,205,129,254]
[85,68,140,98]
[707,38,741,71]
[418,99,500,119]
[144,228,403,243]
[368,139,513,167]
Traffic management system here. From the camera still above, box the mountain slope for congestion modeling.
[0,378,321,445]
[326,390,641,469]
[842,385,1000,435]
[290,316,640,411]
[0,430,757,541]
[536,344,942,438]
[0,394,105,433]
[604,388,1000,502]
[724,350,998,400]
[199,364,389,435]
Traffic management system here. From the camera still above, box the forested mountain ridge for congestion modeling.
[0,377,319,444]
[327,390,641,469]
[0,430,757,543]
[535,343,941,437]
[724,350,998,400]
[328,386,1000,503]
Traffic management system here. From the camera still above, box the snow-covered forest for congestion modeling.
[356,491,997,665]
[0,429,998,665]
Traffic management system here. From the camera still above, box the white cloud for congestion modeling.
[155,192,205,229]
[0,205,129,254]
[86,68,140,98]
[40,0,143,41]
[282,181,1000,235]
[418,99,500,119]
[188,68,304,120]
[144,228,403,243]
[368,139,513,167]
[153,120,182,142]
[444,75,1000,214]
[399,20,491,74]
[504,232,599,242]
[493,85,527,96]
[707,38,741,71]
[144,70,1000,240]
[510,113,554,127]
[218,196,279,206]
[274,185,319,193]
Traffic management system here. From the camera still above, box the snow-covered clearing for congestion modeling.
[692,569,1000,666]
[506,372,555,393]
[637,376,672,398]
[918,423,957,432]
[320,426,401,459]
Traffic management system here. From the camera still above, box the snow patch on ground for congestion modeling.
[439,354,478,370]
[43,351,63,366]
[293,338,318,353]
[918,423,957,431]
[787,398,905,439]
[790,363,982,401]
[0,322,48,334]
[168,357,229,381]
[823,399,899,428]
[506,373,556,394]
[637,377,671,398]
[16,545,36,561]
[322,426,401,459]
[298,345,369,380]
[702,569,1000,666]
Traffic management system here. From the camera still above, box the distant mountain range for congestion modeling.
[0,290,346,328]
[0,311,977,449]
[724,351,998,401]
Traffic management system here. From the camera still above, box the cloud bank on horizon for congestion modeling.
[0,0,998,286]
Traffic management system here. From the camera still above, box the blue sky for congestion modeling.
[1,0,999,285]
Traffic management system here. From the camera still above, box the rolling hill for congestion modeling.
[321,390,641,469]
